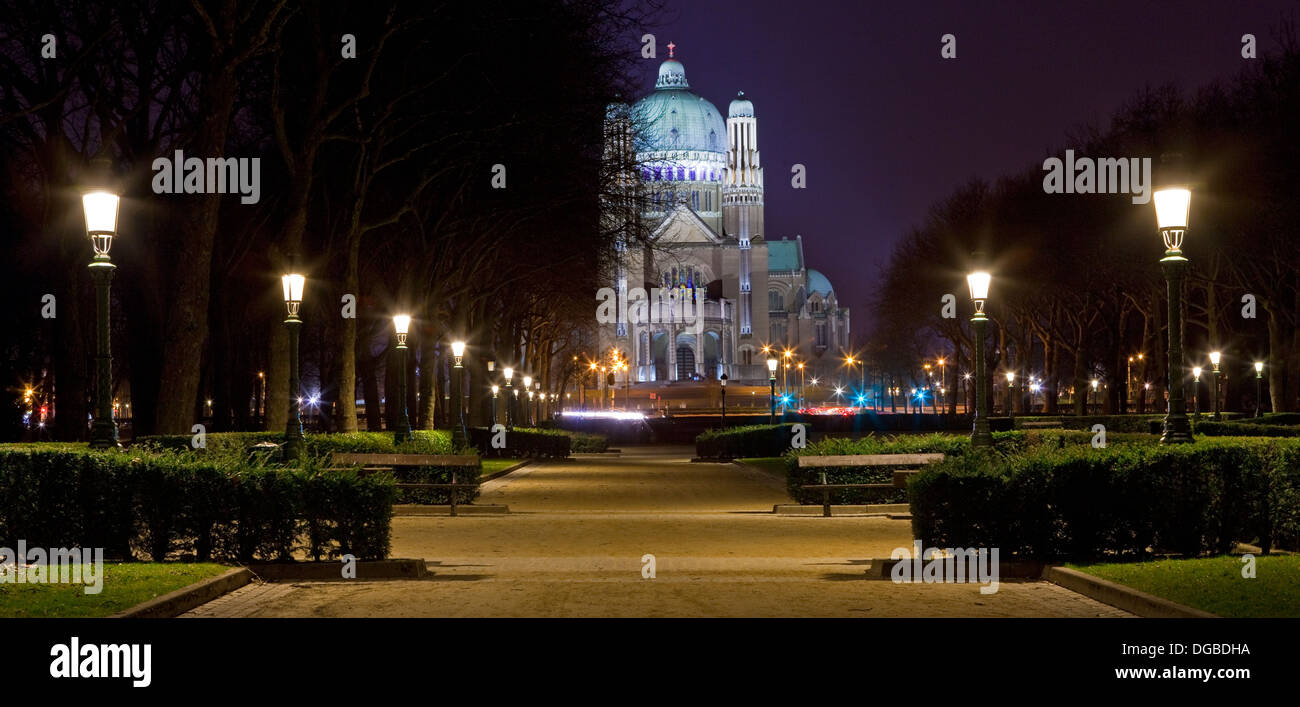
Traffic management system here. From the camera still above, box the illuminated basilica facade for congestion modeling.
[599,52,850,386]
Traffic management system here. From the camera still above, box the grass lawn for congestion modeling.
[1069,555,1300,618]
[481,458,523,477]
[738,457,787,479]
[0,562,229,618]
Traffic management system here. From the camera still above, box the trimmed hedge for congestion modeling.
[908,438,1300,559]
[695,423,807,459]
[134,430,452,458]
[1196,421,1300,437]
[467,426,571,458]
[1059,415,1164,433]
[0,448,395,562]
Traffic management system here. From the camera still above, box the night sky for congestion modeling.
[637,0,1297,331]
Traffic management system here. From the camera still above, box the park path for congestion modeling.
[182,446,1130,618]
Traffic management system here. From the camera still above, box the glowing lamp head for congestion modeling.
[281,273,305,317]
[1090,379,1099,390]
[1153,187,1191,251]
[491,384,499,395]
[522,375,532,388]
[392,314,411,346]
[503,367,514,382]
[82,190,120,257]
[1209,351,1222,367]
[1005,371,1015,383]
[966,271,991,313]
[767,358,778,376]
[1192,366,1202,381]
[1255,361,1264,374]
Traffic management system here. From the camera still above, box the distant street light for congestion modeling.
[1153,183,1193,443]
[503,366,514,428]
[391,314,412,444]
[719,373,728,426]
[1254,360,1265,418]
[451,340,467,449]
[967,271,992,447]
[491,384,500,426]
[83,164,121,449]
[1192,366,1202,417]
[1209,351,1222,420]
[767,357,778,424]
[280,272,307,458]
[1005,370,1016,420]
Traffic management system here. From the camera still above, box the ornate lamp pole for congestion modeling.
[491,384,500,427]
[392,314,412,444]
[967,271,993,447]
[451,340,467,448]
[766,357,778,424]
[522,375,533,426]
[720,373,728,426]
[1154,186,1193,443]
[1192,367,1202,418]
[1254,361,1264,418]
[503,366,514,428]
[1209,351,1221,420]
[281,273,306,458]
[82,171,121,449]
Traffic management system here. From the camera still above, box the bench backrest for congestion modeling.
[332,453,480,467]
[797,453,944,468]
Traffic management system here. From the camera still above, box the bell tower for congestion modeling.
[723,92,763,336]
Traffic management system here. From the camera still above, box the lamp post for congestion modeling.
[1254,361,1264,418]
[1005,371,1016,420]
[1090,379,1099,415]
[797,362,805,410]
[937,358,946,413]
[1152,185,1193,442]
[503,366,514,428]
[522,375,533,426]
[967,271,992,447]
[491,384,499,426]
[392,314,412,444]
[83,174,121,449]
[1209,351,1221,420]
[280,273,306,458]
[451,340,467,449]
[1192,367,1202,418]
[720,373,728,426]
[767,357,778,424]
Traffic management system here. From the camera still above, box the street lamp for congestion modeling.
[967,271,992,447]
[1005,370,1016,420]
[1254,360,1264,418]
[491,384,500,426]
[1153,184,1193,443]
[451,340,467,449]
[391,314,412,444]
[1209,351,1221,420]
[1192,366,1202,417]
[279,272,307,458]
[503,366,514,428]
[797,362,805,410]
[719,373,728,426]
[767,357,778,424]
[83,170,121,449]
[523,375,533,425]
[1090,378,1099,414]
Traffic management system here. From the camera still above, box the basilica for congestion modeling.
[597,52,850,389]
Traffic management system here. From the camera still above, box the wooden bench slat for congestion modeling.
[797,453,944,468]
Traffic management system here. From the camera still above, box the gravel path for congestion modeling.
[181,446,1131,618]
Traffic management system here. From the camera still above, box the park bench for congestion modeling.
[797,453,945,517]
[331,453,480,516]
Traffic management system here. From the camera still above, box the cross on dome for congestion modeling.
[667,41,675,58]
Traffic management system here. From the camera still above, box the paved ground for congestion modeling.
[181,446,1130,618]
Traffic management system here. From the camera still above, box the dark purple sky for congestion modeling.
[638,0,1296,331]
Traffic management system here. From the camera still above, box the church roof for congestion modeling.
[767,238,803,272]
[729,91,754,118]
[631,58,726,155]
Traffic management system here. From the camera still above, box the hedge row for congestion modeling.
[0,449,395,561]
[134,430,452,458]
[908,438,1300,559]
[467,427,571,458]
[1196,421,1300,437]
[695,423,807,459]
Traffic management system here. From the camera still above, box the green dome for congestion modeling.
[632,59,726,155]
[729,91,754,118]
[807,269,834,296]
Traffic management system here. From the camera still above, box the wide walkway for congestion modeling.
[182,446,1130,618]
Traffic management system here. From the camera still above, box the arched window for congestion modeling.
[768,289,784,312]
